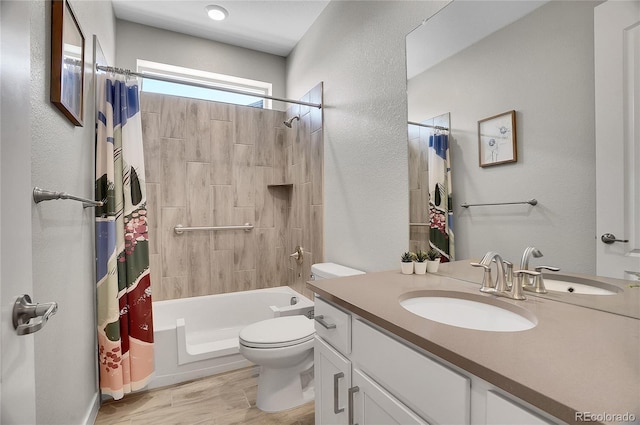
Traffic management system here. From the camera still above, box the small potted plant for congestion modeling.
[414,250,428,275]
[400,252,415,274]
[426,248,441,273]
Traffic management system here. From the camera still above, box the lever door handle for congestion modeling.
[601,233,629,244]
[12,294,58,335]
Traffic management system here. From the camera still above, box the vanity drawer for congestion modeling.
[486,391,555,425]
[314,296,351,356]
[352,319,470,425]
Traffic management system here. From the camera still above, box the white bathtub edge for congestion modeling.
[147,358,254,390]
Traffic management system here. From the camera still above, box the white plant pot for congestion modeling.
[414,261,427,275]
[401,262,414,275]
[426,259,440,273]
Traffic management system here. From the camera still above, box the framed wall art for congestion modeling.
[50,0,85,126]
[477,110,517,167]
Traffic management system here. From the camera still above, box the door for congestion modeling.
[595,0,640,280]
[351,369,428,425]
[315,336,351,425]
[1,1,37,423]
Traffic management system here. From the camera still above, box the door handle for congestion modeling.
[601,233,629,244]
[12,294,58,335]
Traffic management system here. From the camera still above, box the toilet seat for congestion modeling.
[239,315,315,349]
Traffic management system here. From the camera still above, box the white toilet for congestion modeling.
[238,262,365,412]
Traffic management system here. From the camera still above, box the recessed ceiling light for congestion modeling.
[206,5,228,21]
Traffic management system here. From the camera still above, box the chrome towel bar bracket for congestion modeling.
[33,187,104,208]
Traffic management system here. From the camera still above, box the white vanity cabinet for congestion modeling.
[314,296,558,425]
[314,296,434,425]
[352,368,428,425]
[314,296,352,425]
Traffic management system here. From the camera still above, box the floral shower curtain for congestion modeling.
[95,72,154,400]
[428,132,454,262]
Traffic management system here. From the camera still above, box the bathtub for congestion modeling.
[149,286,314,389]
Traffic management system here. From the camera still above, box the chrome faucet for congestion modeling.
[520,246,543,271]
[471,252,526,300]
[471,251,508,293]
[519,246,561,293]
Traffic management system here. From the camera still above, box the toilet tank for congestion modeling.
[311,262,365,280]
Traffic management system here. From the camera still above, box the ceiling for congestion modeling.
[406,0,549,80]
[112,0,331,57]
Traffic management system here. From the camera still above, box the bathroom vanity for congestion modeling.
[308,266,639,425]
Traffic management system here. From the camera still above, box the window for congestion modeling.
[137,59,272,109]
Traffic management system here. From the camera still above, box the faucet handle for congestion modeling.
[518,269,547,294]
[470,262,495,292]
[503,261,514,288]
[534,265,560,272]
[513,270,540,300]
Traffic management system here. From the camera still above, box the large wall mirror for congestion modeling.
[406,0,640,318]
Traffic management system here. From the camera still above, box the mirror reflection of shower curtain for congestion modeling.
[428,131,454,262]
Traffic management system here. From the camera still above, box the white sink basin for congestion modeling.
[400,291,536,332]
[542,276,621,295]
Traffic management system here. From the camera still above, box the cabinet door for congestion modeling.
[352,369,429,425]
[486,391,555,425]
[315,336,351,425]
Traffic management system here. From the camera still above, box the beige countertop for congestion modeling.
[308,266,640,425]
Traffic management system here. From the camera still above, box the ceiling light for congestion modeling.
[206,5,228,21]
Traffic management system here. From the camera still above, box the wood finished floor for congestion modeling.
[94,367,315,425]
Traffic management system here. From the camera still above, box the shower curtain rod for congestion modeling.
[408,121,449,131]
[96,64,322,109]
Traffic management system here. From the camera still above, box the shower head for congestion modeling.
[283,115,300,128]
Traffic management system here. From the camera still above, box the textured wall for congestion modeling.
[286,1,449,272]
[29,0,116,423]
[141,85,322,301]
[116,20,287,104]
[407,1,597,273]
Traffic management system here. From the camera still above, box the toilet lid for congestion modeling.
[239,315,315,348]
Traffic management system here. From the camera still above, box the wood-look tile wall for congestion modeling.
[141,83,323,301]
[408,124,430,253]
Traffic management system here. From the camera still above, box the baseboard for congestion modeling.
[82,391,100,425]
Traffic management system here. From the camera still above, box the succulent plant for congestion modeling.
[415,250,428,262]
[426,248,441,261]
[401,251,416,263]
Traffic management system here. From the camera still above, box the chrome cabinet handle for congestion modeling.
[314,315,336,329]
[12,294,58,335]
[333,372,344,414]
[601,233,629,244]
[348,385,360,425]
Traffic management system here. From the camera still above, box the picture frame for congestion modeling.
[477,110,517,167]
[50,0,85,127]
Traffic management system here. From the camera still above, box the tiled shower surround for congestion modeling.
[140,84,323,301]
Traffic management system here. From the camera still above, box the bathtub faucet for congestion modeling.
[290,296,298,306]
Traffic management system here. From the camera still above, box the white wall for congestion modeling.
[408,1,597,273]
[30,1,116,423]
[115,20,287,101]
[286,1,449,272]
